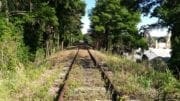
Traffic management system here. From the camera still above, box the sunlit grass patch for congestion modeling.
[91,50,180,100]
[10,64,63,100]
[64,64,83,100]
[0,49,77,100]
[0,59,65,100]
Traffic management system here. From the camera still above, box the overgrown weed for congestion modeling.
[92,50,180,100]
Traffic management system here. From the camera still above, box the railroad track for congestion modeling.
[57,48,79,101]
[56,45,122,101]
[88,49,122,101]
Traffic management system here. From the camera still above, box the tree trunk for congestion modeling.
[105,30,109,51]
[50,39,53,55]
[2,0,9,21]
[96,41,99,50]
[0,1,2,10]
[46,40,49,57]
[61,41,64,50]
[29,0,32,12]
[57,33,60,50]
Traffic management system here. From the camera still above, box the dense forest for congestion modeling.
[0,0,86,99]
[0,0,179,100]
[0,0,85,66]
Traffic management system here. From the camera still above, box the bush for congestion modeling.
[101,52,179,100]
[0,17,19,71]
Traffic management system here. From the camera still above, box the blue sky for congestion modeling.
[81,0,168,37]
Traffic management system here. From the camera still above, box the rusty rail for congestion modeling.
[57,48,79,101]
[57,45,122,101]
[87,49,122,101]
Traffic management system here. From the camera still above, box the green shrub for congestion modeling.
[102,53,180,99]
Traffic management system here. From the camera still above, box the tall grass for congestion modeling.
[96,52,180,100]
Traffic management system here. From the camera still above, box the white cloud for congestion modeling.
[149,28,168,37]
[138,15,168,37]
[137,15,158,29]
[81,16,90,34]
[81,0,96,34]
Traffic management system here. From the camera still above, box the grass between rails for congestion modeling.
[64,64,84,100]
[64,49,111,101]
[90,50,180,100]
[64,64,109,101]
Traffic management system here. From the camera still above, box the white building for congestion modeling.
[134,33,172,62]
[144,33,171,61]
[143,48,171,62]
[155,33,171,49]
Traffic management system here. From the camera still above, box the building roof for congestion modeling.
[144,48,171,60]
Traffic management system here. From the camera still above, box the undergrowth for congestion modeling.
[92,50,180,100]
[0,61,49,100]
[0,49,71,101]
[106,54,179,100]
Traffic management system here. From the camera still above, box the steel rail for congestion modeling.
[57,48,79,101]
[57,44,122,101]
[87,49,122,101]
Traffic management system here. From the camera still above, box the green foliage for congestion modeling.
[170,36,180,67]
[136,0,180,77]
[90,0,144,51]
[0,0,86,99]
[152,1,180,71]
[83,34,93,45]
[136,38,148,49]
[0,0,85,60]
[0,17,20,71]
[23,3,59,60]
[54,0,85,47]
[102,53,180,100]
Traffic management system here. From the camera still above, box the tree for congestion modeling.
[23,3,59,58]
[135,0,180,78]
[0,0,9,17]
[2,0,85,60]
[90,0,145,52]
[154,0,180,77]
[50,0,85,49]
[0,0,86,73]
